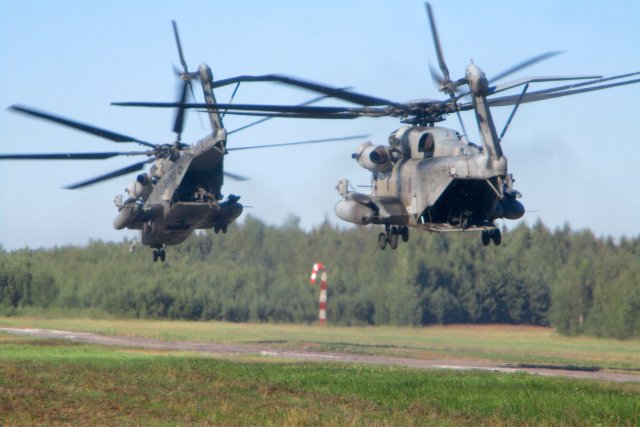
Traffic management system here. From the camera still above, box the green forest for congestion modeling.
[1,216,639,339]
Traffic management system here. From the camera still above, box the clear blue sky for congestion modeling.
[1,0,639,250]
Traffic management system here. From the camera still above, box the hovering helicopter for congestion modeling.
[2,21,366,261]
[118,3,640,250]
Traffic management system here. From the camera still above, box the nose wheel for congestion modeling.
[152,246,166,262]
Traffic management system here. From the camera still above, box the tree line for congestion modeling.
[1,216,639,339]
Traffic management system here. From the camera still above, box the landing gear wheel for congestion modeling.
[491,228,502,246]
[221,224,228,234]
[378,232,387,250]
[386,226,399,249]
[388,230,399,250]
[153,247,167,262]
[481,230,491,246]
[400,226,409,243]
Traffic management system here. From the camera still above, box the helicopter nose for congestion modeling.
[466,63,489,96]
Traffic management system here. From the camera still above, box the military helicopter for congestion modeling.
[1,21,366,261]
[119,3,640,250]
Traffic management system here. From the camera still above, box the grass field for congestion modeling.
[1,316,639,370]
[1,317,639,425]
[1,334,639,426]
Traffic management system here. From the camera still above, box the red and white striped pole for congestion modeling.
[310,263,327,325]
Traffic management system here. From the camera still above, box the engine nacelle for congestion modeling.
[335,199,374,225]
[126,174,153,199]
[353,141,393,173]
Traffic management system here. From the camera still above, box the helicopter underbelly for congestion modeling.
[337,178,498,226]
[136,200,242,248]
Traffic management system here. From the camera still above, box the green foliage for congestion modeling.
[1,216,639,338]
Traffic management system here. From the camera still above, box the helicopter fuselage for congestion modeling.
[113,130,243,249]
[335,125,524,234]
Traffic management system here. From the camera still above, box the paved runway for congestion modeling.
[2,327,639,383]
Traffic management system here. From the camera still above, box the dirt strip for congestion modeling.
[2,327,639,383]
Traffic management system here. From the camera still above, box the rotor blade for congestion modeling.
[177,66,204,130]
[187,81,198,105]
[425,2,450,82]
[227,134,371,151]
[172,20,189,74]
[9,105,156,148]
[188,79,204,130]
[489,51,564,83]
[460,76,640,110]
[228,94,336,135]
[509,78,640,104]
[201,110,364,119]
[483,76,640,108]
[429,63,444,86]
[173,81,188,139]
[113,101,393,116]
[223,171,250,181]
[496,71,640,99]
[211,74,396,106]
[0,151,150,160]
[65,159,153,189]
[486,75,602,96]
[172,19,199,126]
[456,72,634,101]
